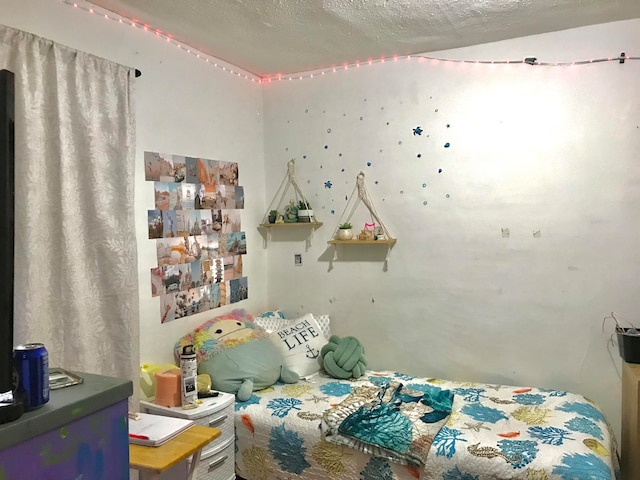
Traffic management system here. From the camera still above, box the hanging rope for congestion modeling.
[332,171,393,241]
[331,172,394,265]
[263,159,314,223]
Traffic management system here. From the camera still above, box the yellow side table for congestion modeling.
[130,424,221,480]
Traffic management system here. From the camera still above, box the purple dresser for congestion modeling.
[0,372,132,479]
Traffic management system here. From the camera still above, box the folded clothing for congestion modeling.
[322,380,453,466]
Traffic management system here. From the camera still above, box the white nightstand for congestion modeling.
[141,392,235,480]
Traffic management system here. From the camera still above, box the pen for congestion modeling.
[129,434,150,440]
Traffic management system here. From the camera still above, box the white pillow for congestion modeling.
[269,313,328,377]
[312,314,332,339]
[255,312,332,339]
[253,310,286,331]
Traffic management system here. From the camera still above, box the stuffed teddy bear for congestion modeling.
[175,310,298,401]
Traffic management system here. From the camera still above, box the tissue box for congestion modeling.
[617,327,640,364]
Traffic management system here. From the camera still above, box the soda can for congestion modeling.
[13,343,49,410]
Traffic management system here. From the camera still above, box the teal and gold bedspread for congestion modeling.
[234,370,620,480]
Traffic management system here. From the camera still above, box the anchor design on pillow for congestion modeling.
[306,344,320,359]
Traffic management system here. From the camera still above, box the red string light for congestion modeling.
[62,0,638,85]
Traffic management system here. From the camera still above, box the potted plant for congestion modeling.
[297,200,313,223]
[335,222,353,240]
[268,210,278,224]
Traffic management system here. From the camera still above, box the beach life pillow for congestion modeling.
[269,313,328,378]
[255,311,332,339]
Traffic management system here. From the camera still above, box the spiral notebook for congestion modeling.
[128,412,194,446]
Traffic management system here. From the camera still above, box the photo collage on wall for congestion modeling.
[145,151,248,323]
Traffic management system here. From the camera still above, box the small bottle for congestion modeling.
[180,345,198,409]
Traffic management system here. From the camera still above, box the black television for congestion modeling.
[0,68,23,423]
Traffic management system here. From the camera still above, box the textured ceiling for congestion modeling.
[87,0,640,77]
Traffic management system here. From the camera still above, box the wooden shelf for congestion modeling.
[260,222,323,228]
[327,239,396,245]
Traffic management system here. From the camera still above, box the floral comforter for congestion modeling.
[234,370,620,480]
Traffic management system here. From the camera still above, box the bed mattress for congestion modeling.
[234,370,620,480]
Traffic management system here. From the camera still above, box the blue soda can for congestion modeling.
[13,343,49,410]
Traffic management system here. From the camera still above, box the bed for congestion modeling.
[174,310,621,480]
[234,370,621,480]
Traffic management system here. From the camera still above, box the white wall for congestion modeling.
[2,0,636,444]
[0,0,267,366]
[262,20,640,441]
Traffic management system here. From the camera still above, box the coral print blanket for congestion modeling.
[234,371,620,480]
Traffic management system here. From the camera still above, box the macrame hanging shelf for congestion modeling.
[328,171,396,252]
[260,158,322,228]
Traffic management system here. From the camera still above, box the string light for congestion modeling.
[60,0,261,83]
[258,52,638,83]
[62,0,638,85]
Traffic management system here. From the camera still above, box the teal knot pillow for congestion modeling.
[320,335,367,379]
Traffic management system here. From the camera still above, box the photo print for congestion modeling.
[162,210,177,238]
[199,209,213,234]
[221,210,241,233]
[150,267,164,297]
[220,280,230,306]
[230,277,248,304]
[144,151,172,182]
[214,257,223,283]
[218,161,239,186]
[197,158,218,186]
[202,184,218,209]
[181,183,196,210]
[156,237,185,266]
[223,256,235,282]
[185,157,198,184]
[148,210,164,239]
[175,210,190,237]
[172,156,186,182]
[210,283,221,309]
[194,184,206,210]
[154,182,170,210]
[226,232,247,256]
[203,233,219,259]
[168,183,183,210]
[222,255,243,282]
[189,260,202,289]
[188,211,202,236]
[200,285,211,311]
[160,293,177,323]
[202,259,213,286]
[235,186,245,209]
[211,209,223,232]
[145,151,246,322]
[215,185,232,209]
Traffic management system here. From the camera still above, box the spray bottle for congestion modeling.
[180,345,198,409]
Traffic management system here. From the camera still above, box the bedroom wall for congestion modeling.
[2,0,637,444]
[0,1,267,367]
[262,19,640,441]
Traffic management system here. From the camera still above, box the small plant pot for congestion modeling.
[298,209,312,223]
[336,228,353,240]
[268,214,277,223]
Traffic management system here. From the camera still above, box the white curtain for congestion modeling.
[0,25,139,399]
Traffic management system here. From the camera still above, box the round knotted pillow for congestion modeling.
[320,335,367,379]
